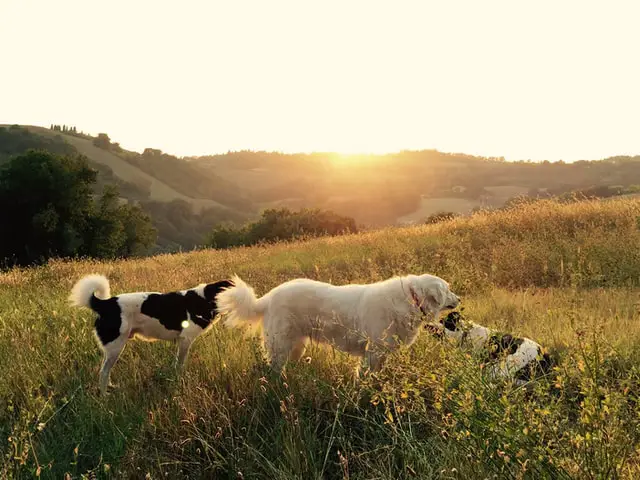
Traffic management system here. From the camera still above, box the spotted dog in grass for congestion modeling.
[425,310,554,385]
[69,274,233,395]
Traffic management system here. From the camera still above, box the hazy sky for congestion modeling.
[1,1,639,161]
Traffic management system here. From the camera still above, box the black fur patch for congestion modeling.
[141,292,190,332]
[90,295,122,346]
[442,311,462,331]
[204,279,234,301]
[487,334,524,360]
[140,280,233,332]
[515,348,555,382]
[184,291,213,329]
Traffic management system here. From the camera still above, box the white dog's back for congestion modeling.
[217,276,403,331]
[217,274,460,372]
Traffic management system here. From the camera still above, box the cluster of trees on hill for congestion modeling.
[141,199,248,251]
[50,124,92,139]
[207,208,357,249]
[1,125,76,163]
[0,151,156,267]
[50,125,77,134]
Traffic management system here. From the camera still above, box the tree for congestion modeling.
[0,150,157,267]
[0,150,96,266]
[206,207,357,249]
[93,133,111,150]
[85,185,157,258]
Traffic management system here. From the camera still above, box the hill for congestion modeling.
[192,150,640,226]
[1,198,639,478]
[4,124,640,249]
[0,126,251,250]
[20,126,246,212]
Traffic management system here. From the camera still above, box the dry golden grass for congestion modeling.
[1,198,639,479]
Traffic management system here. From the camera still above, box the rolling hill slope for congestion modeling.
[22,126,231,212]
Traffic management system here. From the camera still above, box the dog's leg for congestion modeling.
[366,353,386,372]
[288,337,309,363]
[99,336,127,396]
[176,336,195,371]
[266,335,302,372]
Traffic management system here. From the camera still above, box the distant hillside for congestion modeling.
[192,150,640,225]
[0,125,249,250]
[3,124,639,246]
[22,126,248,213]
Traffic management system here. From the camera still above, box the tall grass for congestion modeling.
[1,198,639,478]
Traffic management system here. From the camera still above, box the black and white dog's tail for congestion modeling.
[69,274,112,310]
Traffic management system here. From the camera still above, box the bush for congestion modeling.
[424,211,458,224]
[207,207,357,249]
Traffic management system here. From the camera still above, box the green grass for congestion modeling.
[1,198,640,479]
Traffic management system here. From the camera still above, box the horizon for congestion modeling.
[2,1,639,161]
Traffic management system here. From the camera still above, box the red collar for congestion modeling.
[410,288,429,316]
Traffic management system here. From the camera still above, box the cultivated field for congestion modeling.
[1,199,640,479]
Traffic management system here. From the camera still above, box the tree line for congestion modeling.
[0,150,156,268]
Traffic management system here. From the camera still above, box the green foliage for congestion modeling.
[207,207,357,249]
[86,185,157,258]
[141,199,248,251]
[0,150,156,267]
[0,126,76,163]
[92,133,111,150]
[424,211,458,224]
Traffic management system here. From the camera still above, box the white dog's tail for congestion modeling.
[69,274,111,309]
[216,275,268,329]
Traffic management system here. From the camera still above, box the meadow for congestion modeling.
[1,198,640,479]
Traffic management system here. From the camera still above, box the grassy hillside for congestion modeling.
[1,198,640,478]
[22,126,231,212]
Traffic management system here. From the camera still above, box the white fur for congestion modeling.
[217,273,460,372]
[70,274,223,395]
[428,319,547,384]
[69,274,111,307]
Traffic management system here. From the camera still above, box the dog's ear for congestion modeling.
[407,282,438,314]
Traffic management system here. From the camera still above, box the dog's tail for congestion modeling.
[69,274,111,310]
[216,275,268,329]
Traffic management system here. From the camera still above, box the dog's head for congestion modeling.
[407,273,460,317]
[425,310,465,341]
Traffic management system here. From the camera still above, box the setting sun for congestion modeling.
[1,0,639,161]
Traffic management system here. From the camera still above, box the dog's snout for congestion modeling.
[446,294,460,309]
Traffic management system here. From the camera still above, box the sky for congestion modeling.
[1,0,639,161]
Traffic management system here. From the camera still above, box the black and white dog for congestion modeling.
[69,274,233,395]
[426,311,554,385]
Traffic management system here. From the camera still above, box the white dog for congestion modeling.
[216,274,460,372]
[425,311,554,384]
[69,274,233,395]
